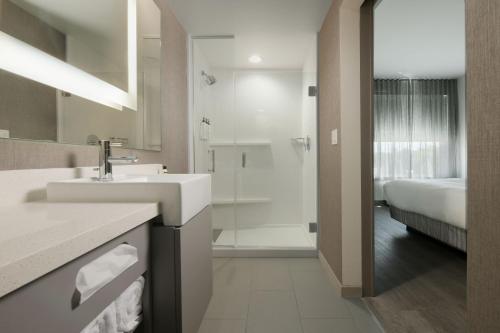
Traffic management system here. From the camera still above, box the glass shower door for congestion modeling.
[192,38,237,248]
[234,143,274,248]
[192,38,318,251]
[233,70,313,249]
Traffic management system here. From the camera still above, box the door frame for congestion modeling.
[360,0,376,297]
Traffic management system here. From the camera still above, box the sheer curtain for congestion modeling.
[374,79,458,180]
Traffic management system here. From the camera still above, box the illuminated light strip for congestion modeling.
[0,0,139,111]
[0,32,125,111]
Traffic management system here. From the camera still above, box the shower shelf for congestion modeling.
[209,141,271,147]
[212,197,272,205]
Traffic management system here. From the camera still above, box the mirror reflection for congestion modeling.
[0,0,162,151]
[4,0,129,90]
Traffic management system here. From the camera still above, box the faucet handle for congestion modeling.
[99,140,122,148]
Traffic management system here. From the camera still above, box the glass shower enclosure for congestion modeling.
[192,37,318,254]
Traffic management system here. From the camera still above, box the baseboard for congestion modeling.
[319,252,363,298]
[342,285,363,298]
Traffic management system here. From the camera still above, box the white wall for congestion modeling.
[234,71,304,228]
[457,75,467,178]
[205,69,237,233]
[203,69,305,232]
[192,43,214,174]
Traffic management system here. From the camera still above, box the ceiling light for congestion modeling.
[248,55,263,64]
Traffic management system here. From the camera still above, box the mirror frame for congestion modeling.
[0,0,138,112]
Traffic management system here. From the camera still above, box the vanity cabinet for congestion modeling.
[0,206,213,333]
[0,221,154,333]
[152,206,213,333]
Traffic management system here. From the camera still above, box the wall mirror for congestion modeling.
[0,0,162,151]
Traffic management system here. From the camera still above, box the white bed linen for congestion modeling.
[383,178,466,229]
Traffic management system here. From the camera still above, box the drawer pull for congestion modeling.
[75,244,138,305]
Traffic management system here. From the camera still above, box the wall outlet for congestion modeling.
[331,129,338,145]
[0,129,10,139]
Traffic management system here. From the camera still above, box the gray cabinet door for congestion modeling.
[178,206,213,333]
[152,206,213,333]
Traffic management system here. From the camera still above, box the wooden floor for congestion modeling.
[366,206,467,333]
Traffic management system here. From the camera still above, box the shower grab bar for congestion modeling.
[242,152,247,168]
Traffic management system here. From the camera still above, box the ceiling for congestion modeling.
[375,0,466,79]
[166,0,332,69]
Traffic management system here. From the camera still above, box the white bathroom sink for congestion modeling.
[47,174,211,226]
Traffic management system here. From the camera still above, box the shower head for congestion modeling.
[202,70,217,86]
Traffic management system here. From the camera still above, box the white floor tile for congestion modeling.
[291,269,338,293]
[246,291,303,333]
[213,261,253,292]
[295,287,352,318]
[201,259,383,333]
[204,290,250,319]
[288,258,324,272]
[346,299,384,333]
[302,318,360,333]
[252,262,293,290]
[198,319,246,333]
[213,258,231,272]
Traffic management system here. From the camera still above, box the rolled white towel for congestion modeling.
[81,302,118,333]
[115,277,145,332]
[76,244,139,304]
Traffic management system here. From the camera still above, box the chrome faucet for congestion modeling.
[98,140,138,181]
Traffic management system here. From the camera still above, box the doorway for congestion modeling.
[361,0,468,331]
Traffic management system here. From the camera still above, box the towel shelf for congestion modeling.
[0,219,157,333]
[74,243,140,307]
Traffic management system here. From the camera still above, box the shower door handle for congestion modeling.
[208,149,216,173]
[242,152,247,168]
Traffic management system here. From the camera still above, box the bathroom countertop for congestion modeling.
[0,201,159,299]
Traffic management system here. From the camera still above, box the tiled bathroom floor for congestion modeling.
[198,258,384,333]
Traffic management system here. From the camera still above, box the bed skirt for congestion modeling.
[389,206,467,252]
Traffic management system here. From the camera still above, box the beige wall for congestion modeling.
[319,0,363,290]
[318,0,343,282]
[319,1,500,328]
[339,4,362,287]
[0,0,189,173]
[467,0,500,330]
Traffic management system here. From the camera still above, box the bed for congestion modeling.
[383,178,467,251]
